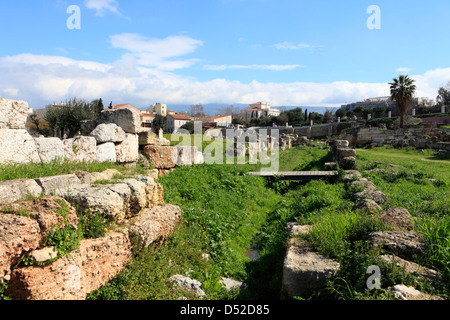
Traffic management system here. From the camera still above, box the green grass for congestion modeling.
[89,163,284,300]
[0,159,148,182]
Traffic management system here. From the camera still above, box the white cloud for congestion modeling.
[110,33,204,70]
[0,53,448,110]
[85,0,120,16]
[203,64,304,71]
[274,42,314,50]
[396,67,412,73]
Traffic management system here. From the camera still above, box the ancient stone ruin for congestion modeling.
[0,98,189,300]
[281,168,443,300]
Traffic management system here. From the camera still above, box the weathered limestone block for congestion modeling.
[145,183,165,208]
[96,142,117,163]
[338,156,356,170]
[192,146,204,165]
[97,108,141,134]
[122,179,148,216]
[64,136,97,162]
[173,146,203,166]
[0,179,43,203]
[353,188,387,204]
[331,140,349,148]
[369,231,427,260]
[343,170,362,182]
[282,223,339,298]
[156,137,171,146]
[380,255,441,281]
[0,129,41,165]
[65,185,125,221]
[139,130,157,146]
[168,274,206,298]
[0,99,31,130]
[8,232,132,300]
[0,196,78,236]
[374,208,414,231]
[90,123,126,144]
[33,137,65,164]
[352,198,383,213]
[142,145,176,169]
[0,214,41,281]
[350,178,376,191]
[219,277,246,293]
[75,169,122,184]
[336,148,356,159]
[35,174,82,196]
[387,284,443,300]
[129,204,181,248]
[115,133,139,163]
[282,237,340,298]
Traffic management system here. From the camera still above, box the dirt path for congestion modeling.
[358,150,450,164]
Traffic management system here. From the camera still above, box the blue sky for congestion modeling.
[0,0,449,112]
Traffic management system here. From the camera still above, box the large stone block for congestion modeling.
[97,109,141,134]
[282,237,340,298]
[139,130,157,146]
[336,148,356,159]
[8,232,131,300]
[74,169,122,184]
[90,123,126,144]
[64,136,97,162]
[0,214,41,282]
[65,185,125,221]
[142,145,176,169]
[0,179,43,203]
[0,129,41,165]
[35,174,82,196]
[96,142,117,163]
[0,99,31,130]
[34,137,65,164]
[115,134,139,163]
[129,204,181,248]
[369,231,427,260]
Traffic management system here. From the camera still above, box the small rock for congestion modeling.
[352,198,383,213]
[219,277,246,292]
[168,274,206,298]
[387,284,443,300]
[29,247,58,263]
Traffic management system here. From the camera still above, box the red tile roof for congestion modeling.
[250,102,263,106]
[140,113,156,117]
[112,104,130,109]
[169,114,191,120]
[202,115,231,121]
[245,108,264,111]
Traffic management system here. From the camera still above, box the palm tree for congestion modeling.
[389,75,416,128]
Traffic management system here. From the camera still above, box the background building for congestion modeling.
[201,115,232,127]
[147,103,167,117]
[165,114,192,133]
[245,102,280,122]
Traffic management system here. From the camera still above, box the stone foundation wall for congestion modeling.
[0,169,181,300]
[347,126,450,153]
